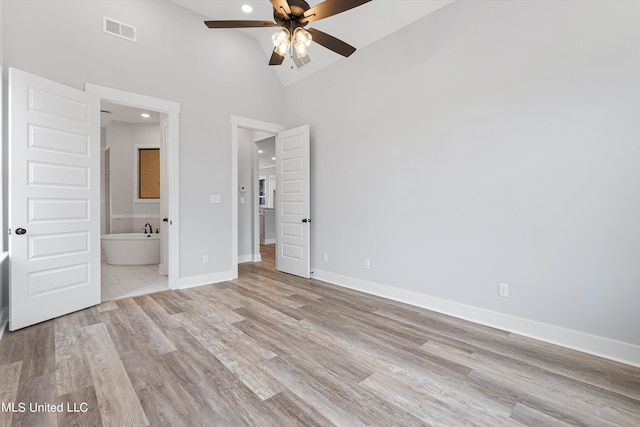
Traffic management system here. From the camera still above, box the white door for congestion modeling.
[276,125,310,278]
[9,68,101,330]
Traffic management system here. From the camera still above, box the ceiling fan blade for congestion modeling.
[302,0,372,23]
[204,20,279,29]
[306,28,356,57]
[270,0,292,18]
[269,49,285,66]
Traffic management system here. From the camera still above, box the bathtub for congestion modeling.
[101,233,161,265]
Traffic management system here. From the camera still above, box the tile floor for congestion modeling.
[101,262,168,301]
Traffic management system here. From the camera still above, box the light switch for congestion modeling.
[240,197,245,204]
[210,194,221,204]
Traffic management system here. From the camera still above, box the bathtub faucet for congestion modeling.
[144,223,152,234]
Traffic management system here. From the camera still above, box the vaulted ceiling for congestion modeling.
[169,0,455,86]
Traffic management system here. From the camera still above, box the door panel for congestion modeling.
[9,68,100,330]
[276,125,310,278]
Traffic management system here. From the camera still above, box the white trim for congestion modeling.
[0,307,7,341]
[178,271,233,289]
[238,254,253,264]
[262,238,276,244]
[1,67,6,334]
[0,253,6,339]
[133,143,161,203]
[111,214,161,219]
[311,269,640,368]
[85,83,180,291]
[231,116,285,279]
[238,254,262,264]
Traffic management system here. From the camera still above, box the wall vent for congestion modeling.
[103,17,137,42]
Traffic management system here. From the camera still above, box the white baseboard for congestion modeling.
[311,269,640,368]
[261,238,276,244]
[238,254,262,264]
[238,254,253,264]
[177,270,233,290]
[0,308,8,341]
[111,214,161,219]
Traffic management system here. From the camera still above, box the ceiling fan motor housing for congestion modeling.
[274,0,311,27]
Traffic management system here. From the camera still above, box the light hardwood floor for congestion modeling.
[1,244,639,426]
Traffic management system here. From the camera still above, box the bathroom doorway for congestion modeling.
[99,101,168,300]
[86,83,181,300]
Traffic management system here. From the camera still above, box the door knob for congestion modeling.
[15,228,27,235]
[302,218,311,223]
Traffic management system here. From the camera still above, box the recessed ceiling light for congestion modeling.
[272,157,276,161]
[258,150,264,154]
[141,113,151,118]
[241,4,253,14]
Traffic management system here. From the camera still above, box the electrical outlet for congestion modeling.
[323,253,328,262]
[364,258,370,270]
[202,255,209,264]
[499,282,509,297]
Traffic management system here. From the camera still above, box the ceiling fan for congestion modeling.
[204,0,372,66]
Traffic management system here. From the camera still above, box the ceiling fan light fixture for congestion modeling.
[205,0,371,66]
[294,43,309,58]
[272,28,291,55]
[293,27,312,58]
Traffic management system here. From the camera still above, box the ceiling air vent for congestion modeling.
[103,17,137,42]
[292,54,311,70]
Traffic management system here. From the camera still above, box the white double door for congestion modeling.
[8,68,101,330]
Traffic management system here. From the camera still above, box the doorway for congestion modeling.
[237,129,277,267]
[231,116,284,278]
[85,83,181,294]
[232,117,311,279]
[99,101,168,300]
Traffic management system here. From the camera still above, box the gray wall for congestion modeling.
[110,122,160,211]
[284,0,640,346]
[237,128,254,259]
[2,0,285,284]
[106,121,161,233]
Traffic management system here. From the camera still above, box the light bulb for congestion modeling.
[292,28,312,58]
[272,28,290,56]
[276,43,289,56]
[294,43,309,58]
[293,28,312,47]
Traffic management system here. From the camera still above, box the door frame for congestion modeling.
[86,84,180,290]
[231,115,284,278]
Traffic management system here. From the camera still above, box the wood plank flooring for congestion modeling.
[1,244,639,426]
